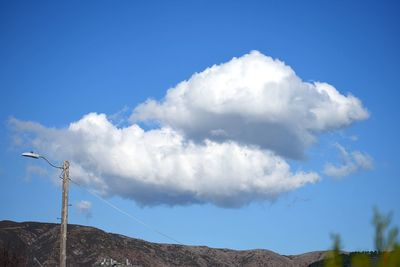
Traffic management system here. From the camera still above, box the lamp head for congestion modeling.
[22,151,40,159]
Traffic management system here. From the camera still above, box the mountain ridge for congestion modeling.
[0,220,326,266]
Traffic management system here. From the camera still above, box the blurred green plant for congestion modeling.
[324,208,400,267]
[373,208,398,253]
[325,234,342,267]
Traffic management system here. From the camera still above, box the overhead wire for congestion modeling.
[27,155,183,245]
[66,176,183,245]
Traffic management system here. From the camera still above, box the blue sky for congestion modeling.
[1,0,399,255]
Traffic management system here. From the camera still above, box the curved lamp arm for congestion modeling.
[22,151,63,169]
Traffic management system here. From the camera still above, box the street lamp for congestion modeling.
[22,151,69,267]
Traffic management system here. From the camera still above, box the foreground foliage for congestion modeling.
[321,209,400,267]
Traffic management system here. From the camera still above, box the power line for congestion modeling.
[68,178,183,245]
[33,257,44,267]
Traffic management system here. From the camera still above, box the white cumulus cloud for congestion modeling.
[132,51,369,159]
[76,200,92,218]
[10,51,371,207]
[324,143,373,178]
[10,113,319,207]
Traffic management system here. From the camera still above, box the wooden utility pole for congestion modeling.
[60,160,69,267]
